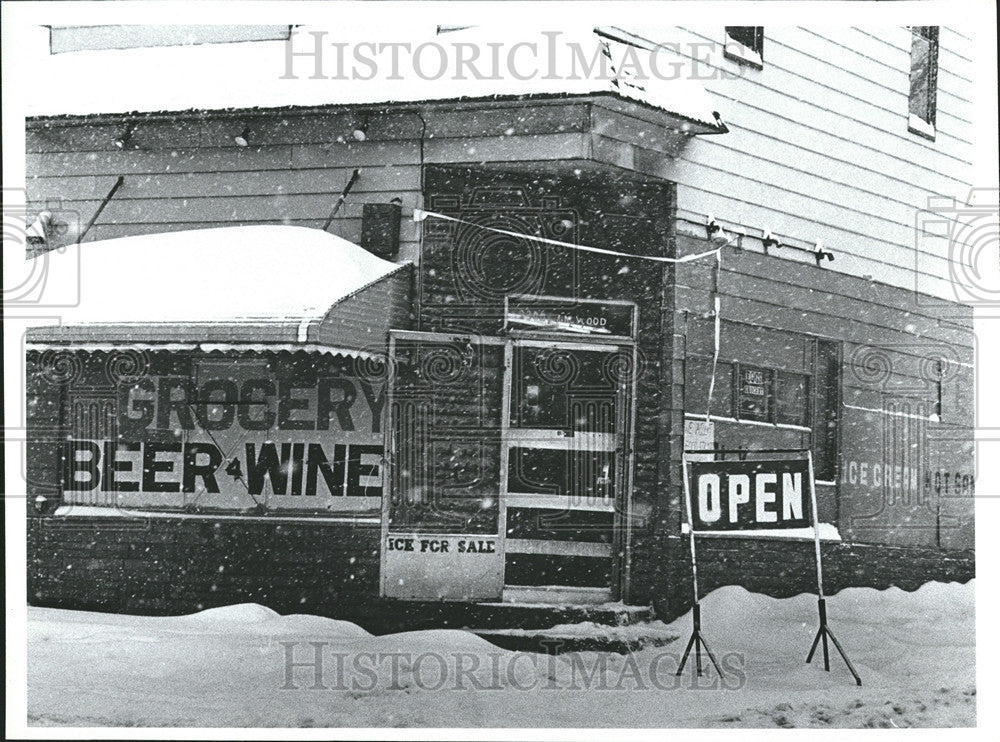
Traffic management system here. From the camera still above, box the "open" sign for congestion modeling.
[686,459,813,531]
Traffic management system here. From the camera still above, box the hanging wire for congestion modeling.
[704,250,723,422]
[413,209,723,265]
[414,207,725,422]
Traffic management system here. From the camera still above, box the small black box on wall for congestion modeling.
[361,202,402,259]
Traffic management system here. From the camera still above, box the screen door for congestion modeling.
[381,331,507,600]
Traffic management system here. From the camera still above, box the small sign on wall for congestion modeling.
[382,533,503,600]
[737,366,771,421]
[505,297,636,338]
[684,419,715,462]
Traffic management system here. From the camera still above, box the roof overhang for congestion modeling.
[24,24,728,135]
[23,340,383,359]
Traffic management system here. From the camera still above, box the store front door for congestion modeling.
[381,331,633,604]
[503,340,630,604]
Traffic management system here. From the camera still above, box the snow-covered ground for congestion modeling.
[25,581,974,728]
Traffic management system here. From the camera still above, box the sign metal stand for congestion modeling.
[676,454,724,678]
[679,448,862,686]
[804,451,862,686]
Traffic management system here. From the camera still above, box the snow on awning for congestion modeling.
[25,225,411,354]
[24,24,727,133]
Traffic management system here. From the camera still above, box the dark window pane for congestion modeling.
[909,26,939,127]
[390,431,501,534]
[775,372,810,426]
[388,339,504,534]
[506,507,614,541]
[507,446,615,505]
[726,26,763,53]
[511,347,618,432]
[504,554,611,588]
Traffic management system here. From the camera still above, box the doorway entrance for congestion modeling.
[380,330,635,605]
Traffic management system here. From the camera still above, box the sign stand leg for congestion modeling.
[676,602,724,678]
[676,456,725,679]
[804,452,862,686]
[806,598,862,686]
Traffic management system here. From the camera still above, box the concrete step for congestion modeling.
[470,601,656,629]
[471,622,680,655]
[353,600,654,635]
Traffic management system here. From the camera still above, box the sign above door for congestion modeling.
[504,296,637,340]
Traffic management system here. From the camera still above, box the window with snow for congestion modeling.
[908,26,939,140]
[724,26,764,69]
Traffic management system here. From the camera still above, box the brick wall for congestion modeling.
[28,515,382,619]
[656,534,974,620]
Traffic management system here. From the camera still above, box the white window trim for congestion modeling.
[723,37,763,68]
[684,412,812,433]
[908,111,937,140]
[681,522,842,541]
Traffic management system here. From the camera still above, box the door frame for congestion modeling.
[502,336,635,603]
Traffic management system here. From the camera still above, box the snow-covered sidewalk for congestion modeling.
[25,580,974,728]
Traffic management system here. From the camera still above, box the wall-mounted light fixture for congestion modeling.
[813,239,835,266]
[706,213,720,239]
[113,123,136,149]
[234,125,251,147]
[761,227,781,253]
[352,114,369,142]
[361,197,403,259]
[705,214,734,247]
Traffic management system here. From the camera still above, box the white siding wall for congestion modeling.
[639,26,974,299]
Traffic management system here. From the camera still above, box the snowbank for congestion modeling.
[24,580,974,728]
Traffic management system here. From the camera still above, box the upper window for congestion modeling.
[735,365,772,422]
[734,364,810,427]
[724,27,764,69]
[908,26,939,140]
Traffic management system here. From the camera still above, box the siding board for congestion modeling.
[677,253,973,337]
[425,132,590,163]
[673,189,952,291]
[37,194,420,224]
[30,166,421,200]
